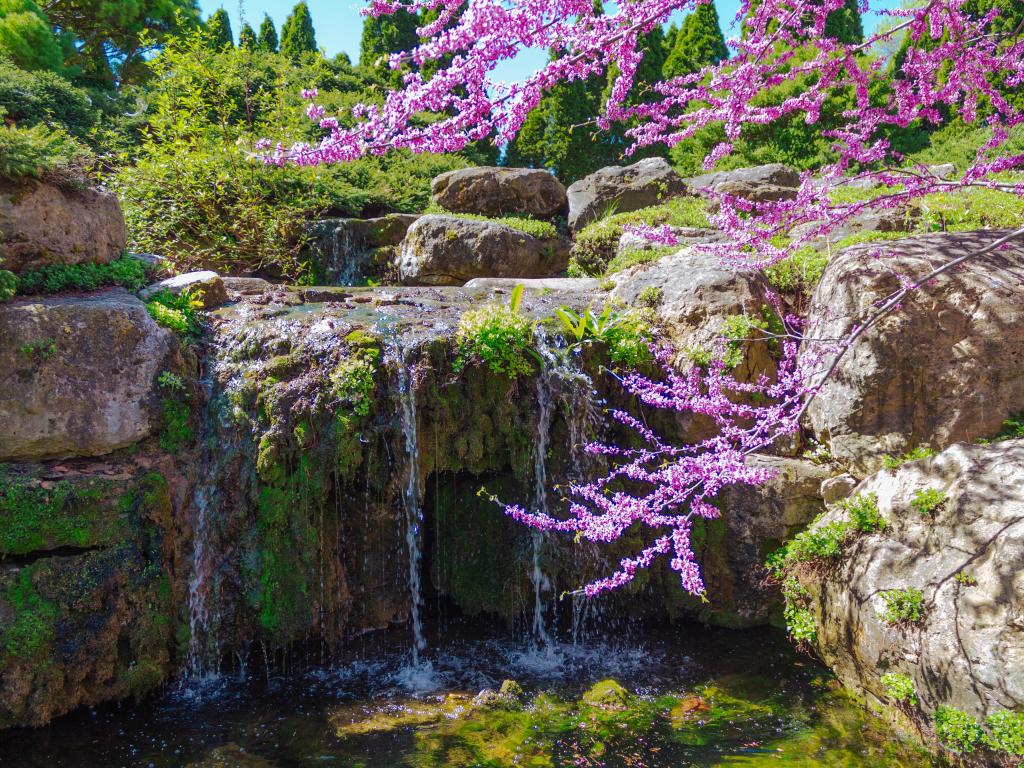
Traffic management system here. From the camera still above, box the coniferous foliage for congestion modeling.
[239,22,257,50]
[0,0,65,72]
[280,2,318,60]
[663,2,728,79]
[257,14,279,52]
[206,8,234,50]
[358,3,420,81]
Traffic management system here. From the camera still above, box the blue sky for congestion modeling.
[200,0,900,84]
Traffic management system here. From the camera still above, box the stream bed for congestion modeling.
[0,623,937,767]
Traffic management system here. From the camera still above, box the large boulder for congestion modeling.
[0,289,179,461]
[0,465,177,727]
[793,441,1024,722]
[303,214,419,285]
[611,247,774,376]
[685,163,800,203]
[398,215,570,286]
[567,158,689,231]
[0,178,126,275]
[431,167,567,219]
[803,230,1024,473]
[139,270,229,309]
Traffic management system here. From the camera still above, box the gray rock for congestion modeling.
[140,270,229,309]
[566,158,689,231]
[222,277,274,295]
[802,229,1024,472]
[0,289,179,460]
[432,167,567,219]
[686,163,800,203]
[821,473,858,505]
[611,247,773,377]
[615,226,727,259]
[398,215,569,286]
[0,178,126,275]
[303,214,418,286]
[796,440,1024,720]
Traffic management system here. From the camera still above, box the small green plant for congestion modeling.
[882,446,935,470]
[977,411,1024,444]
[157,369,193,452]
[157,371,186,393]
[637,285,664,309]
[764,246,830,294]
[880,587,925,627]
[910,487,946,517]
[604,245,678,276]
[19,338,56,360]
[454,285,535,378]
[0,268,16,302]
[954,571,977,587]
[331,354,378,418]
[934,706,984,753]
[145,290,202,339]
[15,255,149,295]
[428,209,559,240]
[840,492,884,533]
[984,709,1024,755]
[881,672,918,706]
[781,577,817,642]
[552,304,653,367]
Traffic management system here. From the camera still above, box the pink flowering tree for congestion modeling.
[277,0,1024,598]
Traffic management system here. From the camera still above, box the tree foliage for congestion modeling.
[663,2,728,79]
[0,0,65,72]
[359,3,420,80]
[206,8,234,50]
[280,2,317,61]
[257,14,279,52]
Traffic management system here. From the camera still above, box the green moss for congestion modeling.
[159,397,194,453]
[454,301,535,379]
[604,245,678,276]
[426,208,559,240]
[1,569,58,663]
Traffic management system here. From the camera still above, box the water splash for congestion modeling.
[529,331,558,651]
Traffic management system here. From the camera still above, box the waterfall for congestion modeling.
[391,339,427,665]
[185,480,218,680]
[529,332,557,649]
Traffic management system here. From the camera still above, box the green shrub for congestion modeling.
[881,672,918,706]
[840,492,884,533]
[882,446,935,470]
[552,304,653,368]
[934,706,985,753]
[880,587,925,627]
[985,710,1024,755]
[0,58,96,139]
[910,487,946,517]
[637,285,663,308]
[569,196,708,277]
[16,255,148,295]
[0,121,92,183]
[781,577,817,643]
[455,288,535,378]
[144,290,201,338]
[0,268,15,301]
[977,411,1024,444]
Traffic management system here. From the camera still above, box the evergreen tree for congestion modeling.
[359,4,419,80]
[280,2,317,60]
[206,8,234,49]
[257,14,279,52]
[238,22,257,50]
[664,1,728,79]
[823,0,863,45]
[0,0,64,72]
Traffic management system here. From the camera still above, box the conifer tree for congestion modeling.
[257,14,279,53]
[238,22,257,50]
[664,1,728,79]
[0,0,64,72]
[359,4,419,80]
[280,2,317,61]
[206,8,234,50]
[823,0,863,44]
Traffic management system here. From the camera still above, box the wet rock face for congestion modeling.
[303,214,419,286]
[398,215,570,286]
[797,441,1024,721]
[0,289,180,461]
[140,271,229,309]
[803,230,1024,473]
[0,465,177,727]
[567,158,690,231]
[431,167,568,220]
[0,179,127,275]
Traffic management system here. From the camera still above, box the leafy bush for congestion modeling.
[16,255,148,295]
[985,710,1024,755]
[781,577,817,642]
[552,304,653,367]
[881,672,918,706]
[569,196,708,277]
[880,587,924,627]
[454,286,535,378]
[0,121,92,183]
[0,58,97,139]
[882,446,935,470]
[144,290,202,338]
[934,706,985,753]
[841,492,884,533]
[0,268,15,301]
[910,487,946,517]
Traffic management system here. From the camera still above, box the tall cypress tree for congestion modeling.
[238,22,256,50]
[664,2,728,79]
[280,2,317,60]
[823,0,863,44]
[206,8,234,50]
[359,5,419,81]
[257,14,279,53]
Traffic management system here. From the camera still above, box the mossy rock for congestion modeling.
[582,679,631,708]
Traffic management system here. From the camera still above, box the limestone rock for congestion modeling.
[463,276,604,292]
[0,289,178,461]
[797,440,1024,720]
[431,167,567,219]
[222,276,274,296]
[567,158,689,231]
[821,473,857,505]
[611,247,773,375]
[303,214,419,286]
[0,178,126,275]
[398,215,569,286]
[685,163,800,203]
[803,230,1024,472]
[140,270,229,309]
[615,226,726,259]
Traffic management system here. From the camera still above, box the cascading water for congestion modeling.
[528,333,558,651]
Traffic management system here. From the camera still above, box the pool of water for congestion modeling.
[0,624,937,767]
